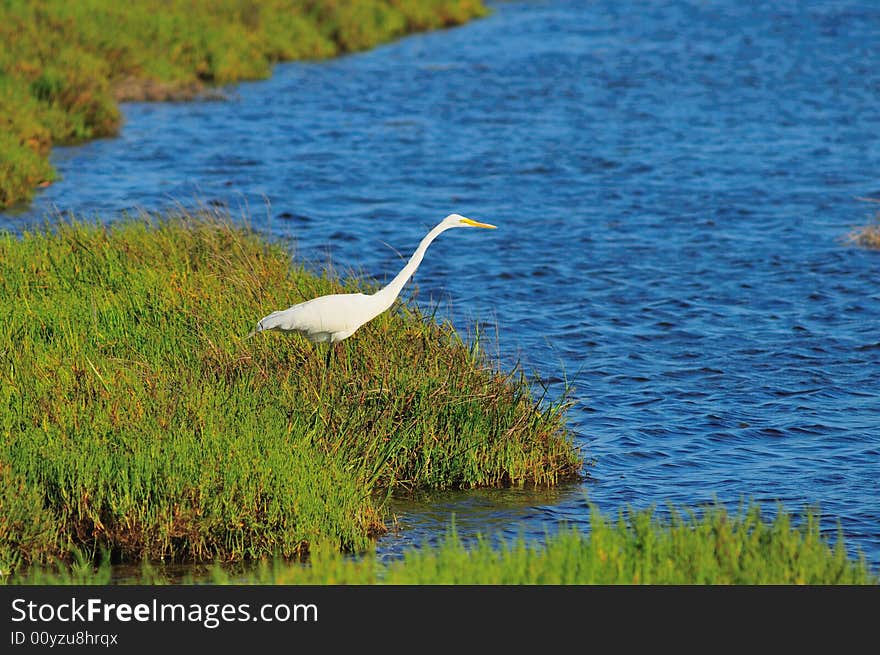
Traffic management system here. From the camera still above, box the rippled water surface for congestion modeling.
[5,0,879,566]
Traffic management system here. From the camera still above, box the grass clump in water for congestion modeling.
[8,503,874,585]
[0,212,581,575]
[848,199,880,249]
[0,0,489,208]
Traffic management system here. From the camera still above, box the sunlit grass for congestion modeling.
[8,503,874,585]
[0,0,489,208]
[0,211,581,575]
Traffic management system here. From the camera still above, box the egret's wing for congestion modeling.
[249,293,374,338]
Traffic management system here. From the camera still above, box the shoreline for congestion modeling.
[7,502,875,584]
[0,0,489,209]
[111,76,227,104]
[0,211,581,575]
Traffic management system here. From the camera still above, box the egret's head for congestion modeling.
[444,213,497,230]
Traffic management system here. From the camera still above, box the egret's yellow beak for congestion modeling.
[460,218,497,229]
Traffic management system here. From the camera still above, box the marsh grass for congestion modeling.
[0,0,489,208]
[357,503,875,585]
[8,503,874,585]
[0,212,581,574]
[848,198,880,249]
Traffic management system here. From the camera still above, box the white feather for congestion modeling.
[249,213,496,345]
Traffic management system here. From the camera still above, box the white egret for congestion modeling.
[249,213,496,368]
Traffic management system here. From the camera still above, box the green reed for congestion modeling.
[0,0,489,208]
[8,503,874,585]
[0,212,581,574]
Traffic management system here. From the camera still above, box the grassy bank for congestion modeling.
[9,503,875,585]
[0,0,488,209]
[0,213,581,575]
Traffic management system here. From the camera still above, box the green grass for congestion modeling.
[0,0,489,208]
[0,212,581,575]
[8,503,874,585]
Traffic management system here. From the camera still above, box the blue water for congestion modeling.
[4,0,879,568]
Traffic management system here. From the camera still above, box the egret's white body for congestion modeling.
[255,293,375,344]
[250,213,496,345]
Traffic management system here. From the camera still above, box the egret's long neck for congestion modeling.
[372,222,450,311]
